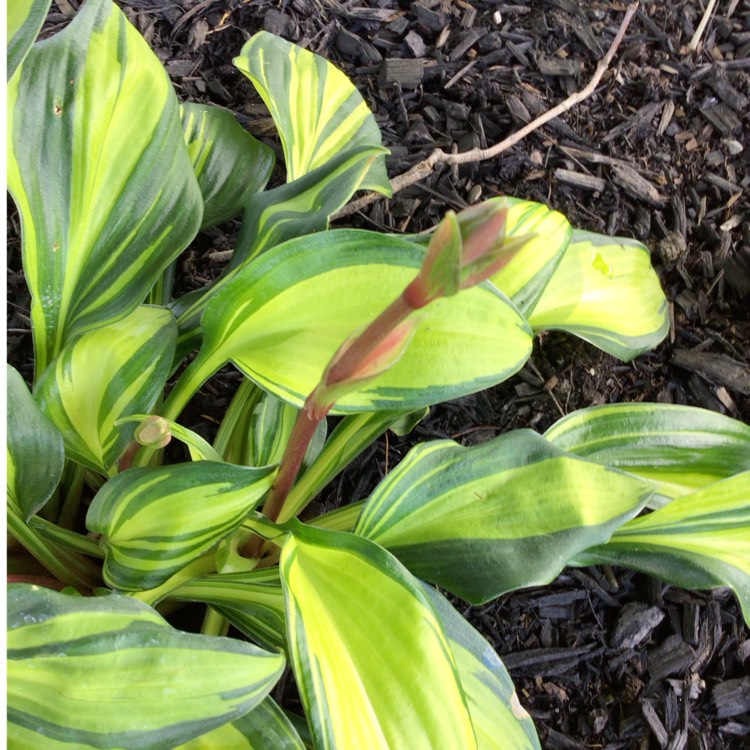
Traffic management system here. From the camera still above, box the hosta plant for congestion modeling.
[7,1,750,748]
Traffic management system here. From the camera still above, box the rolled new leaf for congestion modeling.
[575,472,750,624]
[356,430,653,603]
[8,0,202,376]
[35,306,177,473]
[280,523,477,749]
[7,584,284,750]
[171,229,532,417]
[527,229,668,360]
[7,365,64,519]
[234,31,391,194]
[86,461,276,590]
[181,102,275,229]
[488,197,572,314]
[7,0,52,79]
[545,403,750,505]
[423,585,541,750]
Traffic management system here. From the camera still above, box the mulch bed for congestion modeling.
[9,1,750,748]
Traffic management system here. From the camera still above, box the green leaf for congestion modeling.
[423,586,541,750]
[176,698,304,750]
[169,230,532,418]
[7,0,202,376]
[7,0,52,80]
[527,229,669,360]
[7,584,284,750]
[86,461,276,590]
[181,101,274,229]
[575,472,750,624]
[172,146,389,354]
[489,197,572,314]
[356,430,653,603]
[7,364,64,519]
[34,306,177,473]
[280,523,477,749]
[544,403,750,505]
[172,569,287,652]
[234,30,391,194]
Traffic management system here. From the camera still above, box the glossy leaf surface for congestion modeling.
[280,523,477,749]
[8,584,285,749]
[528,229,668,360]
[87,461,276,590]
[576,472,750,623]
[181,101,274,229]
[7,0,52,79]
[186,230,532,415]
[7,365,64,519]
[356,430,653,602]
[424,586,541,750]
[545,403,750,505]
[7,0,202,375]
[234,31,391,193]
[35,306,177,473]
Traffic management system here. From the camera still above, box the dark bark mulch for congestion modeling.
[9,1,750,748]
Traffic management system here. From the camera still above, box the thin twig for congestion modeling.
[688,0,719,52]
[335,2,639,220]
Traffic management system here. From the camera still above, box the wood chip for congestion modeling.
[380,59,423,89]
[671,350,750,395]
[610,163,667,205]
[612,602,665,650]
[647,635,695,681]
[713,677,750,719]
[554,168,607,192]
[643,700,669,749]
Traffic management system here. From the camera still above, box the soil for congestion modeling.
[9,1,750,748]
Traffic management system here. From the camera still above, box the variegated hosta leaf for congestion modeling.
[423,585,541,750]
[170,229,532,418]
[7,0,202,376]
[280,523,477,750]
[7,365,64,519]
[574,472,750,624]
[7,584,284,750]
[181,101,275,229]
[527,229,668,361]
[176,698,304,750]
[34,306,177,473]
[234,31,391,194]
[86,461,277,590]
[488,197,572,314]
[7,0,52,79]
[355,430,653,603]
[172,569,287,652]
[545,403,750,506]
[172,146,389,354]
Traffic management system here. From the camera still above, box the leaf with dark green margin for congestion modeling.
[356,430,653,603]
[423,585,541,750]
[234,30,391,194]
[7,584,284,750]
[172,569,287,652]
[86,461,276,590]
[7,0,52,80]
[166,229,532,419]
[35,306,177,473]
[176,698,304,750]
[7,0,202,377]
[574,472,750,624]
[280,523,477,749]
[528,229,668,361]
[181,102,275,229]
[7,365,64,519]
[545,403,750,506]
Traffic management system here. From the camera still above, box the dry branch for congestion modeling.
[335,2,640,220]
